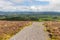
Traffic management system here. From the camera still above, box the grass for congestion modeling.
[0,21,32,40]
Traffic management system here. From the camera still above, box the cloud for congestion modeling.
[0,0,60,12]
[9,0,23,3]
[29,0,60,12]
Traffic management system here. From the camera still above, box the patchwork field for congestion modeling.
[44,21,60,40]
[0,21,31,40]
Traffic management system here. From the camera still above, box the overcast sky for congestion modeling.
[0,0,60,12]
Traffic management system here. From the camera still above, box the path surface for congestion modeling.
[10,22,49,40]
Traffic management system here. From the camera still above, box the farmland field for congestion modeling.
[44,21,60,40]
[0,21,31,40]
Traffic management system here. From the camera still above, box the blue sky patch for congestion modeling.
[7,0,49,6]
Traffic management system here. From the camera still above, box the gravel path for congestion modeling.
[10,22,49,40]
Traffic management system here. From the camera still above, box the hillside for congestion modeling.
[0,11,60,21]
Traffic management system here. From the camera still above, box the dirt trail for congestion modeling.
[10,22,49,40]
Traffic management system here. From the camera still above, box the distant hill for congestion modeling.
[0,11,60,15]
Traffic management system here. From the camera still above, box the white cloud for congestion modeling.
[0,0,60,12]
[9,0,24,3]
[29,0,60,12]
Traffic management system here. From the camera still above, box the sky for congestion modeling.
[0,0,60,12]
